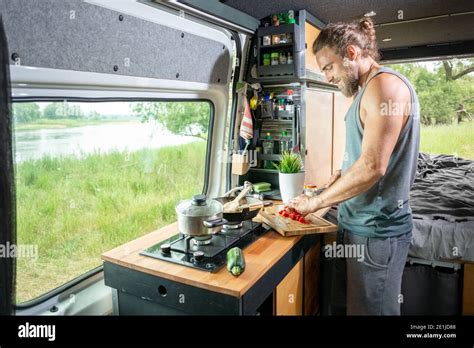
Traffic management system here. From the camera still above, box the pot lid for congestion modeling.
[176,194,222,217]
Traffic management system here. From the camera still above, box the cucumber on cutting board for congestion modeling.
[227,247,246,276]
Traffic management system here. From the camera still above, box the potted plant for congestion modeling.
[273,151,305,203]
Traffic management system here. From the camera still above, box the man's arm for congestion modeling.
[288,74,410,215]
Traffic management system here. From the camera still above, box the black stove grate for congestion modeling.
[140,220,270,272]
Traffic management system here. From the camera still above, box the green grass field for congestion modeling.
[15,141,206,303]
[420,121,474,160]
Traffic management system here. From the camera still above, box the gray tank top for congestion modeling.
[338,67,420,237]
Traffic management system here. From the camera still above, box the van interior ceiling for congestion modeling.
[0,0,473,345]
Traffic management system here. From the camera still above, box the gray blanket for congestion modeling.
[409,153,474,262]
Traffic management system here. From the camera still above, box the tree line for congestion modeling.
[388,59,473,125]
[12,102,99,123]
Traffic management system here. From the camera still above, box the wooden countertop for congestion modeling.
[101,218,304,298]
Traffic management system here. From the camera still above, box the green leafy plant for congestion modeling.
[273,151,303,173]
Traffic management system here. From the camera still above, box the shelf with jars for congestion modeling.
[251,9,326,83]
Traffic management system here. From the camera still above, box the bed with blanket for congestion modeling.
[409,153,474,262]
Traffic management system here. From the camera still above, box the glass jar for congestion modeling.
[287,52,293,65]
[272,14,280,26]
[263,35,271,46]
[286,33,293,43]
[271,34,281,45]
[279,52,287,65]
[263,53,271,66]
[304,184,317,197]
[271,52,279,65]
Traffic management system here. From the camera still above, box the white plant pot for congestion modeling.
[279,172,305,203]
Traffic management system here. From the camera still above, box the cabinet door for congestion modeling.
[332,92,352,173]
[304,21,321,72]
[274,259,303,315]
[304,88,333,188]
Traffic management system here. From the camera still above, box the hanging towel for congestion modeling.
[239,95,253,141]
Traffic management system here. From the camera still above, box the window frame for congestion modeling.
[13,96,215,308]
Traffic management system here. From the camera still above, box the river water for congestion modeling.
[14,121,198,163]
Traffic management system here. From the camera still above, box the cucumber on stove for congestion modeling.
[227,247,246,276]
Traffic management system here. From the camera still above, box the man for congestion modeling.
[287,17,420,315]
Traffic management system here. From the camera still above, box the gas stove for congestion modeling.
[140,220,270,272]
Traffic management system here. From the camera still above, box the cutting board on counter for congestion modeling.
[258,204,338,236]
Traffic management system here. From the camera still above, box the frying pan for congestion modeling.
[213,196,272,222]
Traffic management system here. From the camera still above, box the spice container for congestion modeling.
[271,34,281,45]
[279,33,288,44]
[279,52,287,65]
[263,53,271,66]
[288,10,296,24]
[304,184,318,197]
[271,52,279,65]
[287,52,293,65]
[272,14,279,26]
[263,35,271,46]
[286,33,293,44]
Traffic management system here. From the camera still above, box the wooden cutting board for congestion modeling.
[258,204,338,236]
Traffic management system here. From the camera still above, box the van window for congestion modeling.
[385,58,474,160]
[13,100,212,303]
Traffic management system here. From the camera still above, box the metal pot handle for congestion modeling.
[203,217,228,228]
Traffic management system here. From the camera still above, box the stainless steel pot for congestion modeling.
[176,194,227,237]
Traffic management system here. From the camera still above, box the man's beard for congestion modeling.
[339,65,359,97]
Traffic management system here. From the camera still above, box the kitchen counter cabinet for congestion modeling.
[274,258,304,315]
[102,215,327,316]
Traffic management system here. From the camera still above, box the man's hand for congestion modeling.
[324,169,341,188]
[286,194,322,216]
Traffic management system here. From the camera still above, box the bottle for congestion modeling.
[262,133,274,169]
[255,146,262,168]
[278,98,285,111]
[286,90,295,114]
[279,51,287,65]
[287,51,293,64]
[280,131,290,154]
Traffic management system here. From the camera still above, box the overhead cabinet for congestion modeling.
[254,10,325,82]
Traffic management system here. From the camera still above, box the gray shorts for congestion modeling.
[343,229,412,315]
